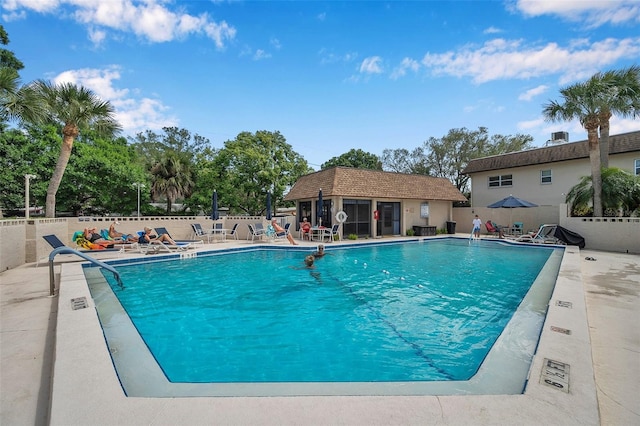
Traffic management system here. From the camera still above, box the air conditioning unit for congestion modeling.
[551,131,569,142]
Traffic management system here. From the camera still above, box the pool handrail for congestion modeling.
[48,246,124,296]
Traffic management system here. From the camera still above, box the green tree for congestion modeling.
[33,80,121,217]
[213,130,310,215]
[594,66,640,168]
[0,26,24,71]
[56,133,147,216]
[566,167,640,217]
[543,78,603,216]
[321,148,382,170]
[0,26,44,130]
[381,147,429,174]
[0,125,59,214]
[181,145,219,215]
[132,127,209,213]
[150,151,195,213]
[424,127,532,193]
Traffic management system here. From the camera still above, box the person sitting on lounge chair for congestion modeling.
[138,227,177,245]
[271,219,298,245]
[108,222,138,242]
[83,227,115,247]
[485,221,504,238]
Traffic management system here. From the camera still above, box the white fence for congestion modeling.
[0,215,298,271]
[1,210,637,272]
[452,204,639,254]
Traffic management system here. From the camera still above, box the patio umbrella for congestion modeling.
[487,195,537,228]
[317,188,323,226]
[266,192,272,220]
[211,190,219,221]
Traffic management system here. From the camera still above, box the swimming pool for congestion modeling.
[87,238,563,396]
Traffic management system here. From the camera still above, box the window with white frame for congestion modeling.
[635,159,640,176]
[540,169,552,184]
[488,174,512,187]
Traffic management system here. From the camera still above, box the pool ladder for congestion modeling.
[47,247,124,296]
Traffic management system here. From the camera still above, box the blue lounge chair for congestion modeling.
[153,227,203,246]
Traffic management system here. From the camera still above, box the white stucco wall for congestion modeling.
[469,151,639,208]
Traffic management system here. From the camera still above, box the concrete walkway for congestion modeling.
[1,247,638,425]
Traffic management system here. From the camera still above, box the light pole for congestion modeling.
[134,183,144,219]
[24,174,36,219]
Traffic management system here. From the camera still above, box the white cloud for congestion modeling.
[518,84,548,101]
[419,36,640,84]
[609,116,640,134]
[0,0,236,47]
[270,37,281,50]
[253,49,271,61]
[359,56,383,74]
[483,26,502,34]
[52,66,178,135]
[1,0,59,14]
[88,27,107,46]
[390,57,420,80]
[513,0,640,28]
[318,48,357,65]
[517,117,544,130]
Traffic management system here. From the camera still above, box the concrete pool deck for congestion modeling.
[1,237,638,425]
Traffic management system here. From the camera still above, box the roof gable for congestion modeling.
[462,130,640,174]
[284,167,467,202]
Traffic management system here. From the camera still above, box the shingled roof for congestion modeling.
[284,167,467,202]
[462,130,640,174]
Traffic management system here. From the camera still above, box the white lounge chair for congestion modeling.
[512,224,563,244]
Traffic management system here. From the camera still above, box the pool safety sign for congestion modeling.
[540,358,570,393]
[420,203,429,218]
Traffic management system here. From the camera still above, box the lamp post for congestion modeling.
[134,183,144,219]
[24,174,36,219]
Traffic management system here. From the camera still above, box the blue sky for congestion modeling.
[2,0,639,169]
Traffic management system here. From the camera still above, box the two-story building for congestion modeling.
[462,130,640,209]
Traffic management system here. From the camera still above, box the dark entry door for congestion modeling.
[377,202,400,236]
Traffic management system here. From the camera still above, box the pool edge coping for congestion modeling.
[49,238,600,425]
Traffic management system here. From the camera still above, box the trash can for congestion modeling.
[446,221,456,234]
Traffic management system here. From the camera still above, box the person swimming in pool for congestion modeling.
[312,244,325,258]
[304,255,315,267]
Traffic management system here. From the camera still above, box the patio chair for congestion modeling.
[225,223,239,241]
[247,223,265,242]
[323,224,340,242]
[154,227,204,246]
[191,223,214,243]
[38,234,123,266]
[268,222,291,243]
[485,221,503,238]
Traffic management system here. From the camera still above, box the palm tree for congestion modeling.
[150,152,195,213]
[0,68,44,127]
[566,168,640,216]
[594,66,640,168]
[33,80,121,217]
[543,78,603,216]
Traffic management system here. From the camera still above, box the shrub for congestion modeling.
[347,233,358,240]
[406,229,415,236]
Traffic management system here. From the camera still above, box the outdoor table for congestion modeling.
[209,228,228,242]
[310,226,328,242]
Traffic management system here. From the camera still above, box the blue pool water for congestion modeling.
[99,239,556,385]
